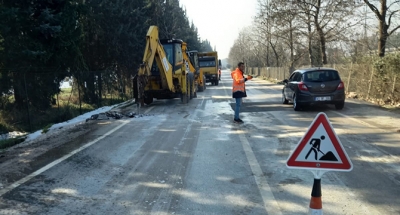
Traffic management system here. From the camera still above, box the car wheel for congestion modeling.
[293,94,301,111]
[282,91,289,104]
[335,101,345,110]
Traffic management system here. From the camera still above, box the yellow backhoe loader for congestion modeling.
[182,44,206,92]
[134,26,196,105]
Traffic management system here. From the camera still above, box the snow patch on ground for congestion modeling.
[2,100,134,143]
[24,105,116,142]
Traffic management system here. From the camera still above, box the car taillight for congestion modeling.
[298,82,308,91]
[337,81,344,90]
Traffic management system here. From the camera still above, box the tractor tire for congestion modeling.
[189,73,194,99]
[204,75,207,90]
[198,85,204,92]
[181,76,189,104]
[144,95,153,105]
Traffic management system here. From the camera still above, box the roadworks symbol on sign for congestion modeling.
[286,112,353,171]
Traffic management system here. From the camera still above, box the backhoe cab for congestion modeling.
[134,26,195,105]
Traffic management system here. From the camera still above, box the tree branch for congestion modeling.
[389,25,400,36]
[388,9,400,29]
[363,0,382,20]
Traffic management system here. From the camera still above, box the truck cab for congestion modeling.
[198,52,219,86]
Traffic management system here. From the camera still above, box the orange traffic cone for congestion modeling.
[309,178,323,215]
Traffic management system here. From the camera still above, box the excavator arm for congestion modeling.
[182,42,195,74]
[182,43,205,92]
[134,25,193,105]
[137,26,175,102]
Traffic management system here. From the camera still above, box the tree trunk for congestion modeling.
[307,13,315,66]
[289,20,295,73]
[13,73,26,109]
[268,40,280,67]
[317,26,328,65]
[97,71,102,106]
[378,0,388,57]
[313,0,327,65]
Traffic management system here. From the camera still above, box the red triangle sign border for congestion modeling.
[286,112,353,171]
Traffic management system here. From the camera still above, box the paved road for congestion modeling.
[1,70,400,214]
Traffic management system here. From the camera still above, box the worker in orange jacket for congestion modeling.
[231,62,252,123]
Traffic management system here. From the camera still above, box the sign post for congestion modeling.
[286,112,353,214]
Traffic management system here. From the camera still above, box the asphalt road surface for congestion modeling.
[1,70,400,215]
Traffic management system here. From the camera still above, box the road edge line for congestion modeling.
[237,130,283,215]
[0,120,130,197]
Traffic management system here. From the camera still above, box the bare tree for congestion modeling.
[257,0,304,68]
[228,30,248,68]
[294,0,361,65]
[252,21,282,67]
[246,0,362,69]
[363,0,400,57]
[255,0,296,68]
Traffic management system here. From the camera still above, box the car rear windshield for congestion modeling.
[303,70,340,82]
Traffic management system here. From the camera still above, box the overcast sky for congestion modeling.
[179,0,258,59]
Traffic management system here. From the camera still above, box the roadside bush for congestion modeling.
[42,124,53,134]
[0,122,8,134]
[0,137,26,150]
[371,54,400,104]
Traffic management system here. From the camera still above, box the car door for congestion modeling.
[285,72,297,100]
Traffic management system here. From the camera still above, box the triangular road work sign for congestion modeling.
[286,112,353,171]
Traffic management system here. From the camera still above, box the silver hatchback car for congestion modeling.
[282,68,345,111]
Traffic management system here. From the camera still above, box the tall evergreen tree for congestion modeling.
[200,40,213,52]
[78,0,150,104]
[0,0,84,109]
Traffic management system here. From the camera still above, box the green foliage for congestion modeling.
[0,0,207,134]
[387,32,400,48]
[143,0,202,51]
[0,122,8,134]
[200,39,213,52]
[0,137,26,150]
[42,123,53,134]
[0,0,84,110]
[0,0,204,110]
[373,54,400,79]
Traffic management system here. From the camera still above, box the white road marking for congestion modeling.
[0,117,139,197]
[135,103,155,115]
[144,106,155,114]
[329,110,386,132]
[236,130,283,215]
[331,110,400,159]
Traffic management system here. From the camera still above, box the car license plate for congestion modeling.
[315,96,331,101]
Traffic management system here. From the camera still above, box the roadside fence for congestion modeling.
[248,64,400,106]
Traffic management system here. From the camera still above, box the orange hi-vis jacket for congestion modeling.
[231,68,247,98]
